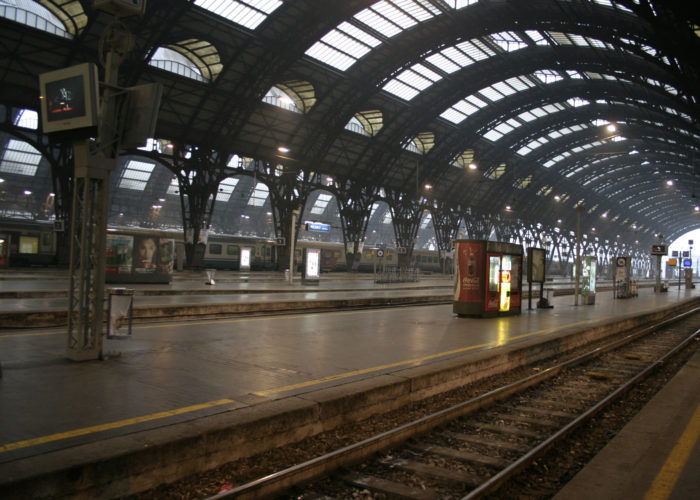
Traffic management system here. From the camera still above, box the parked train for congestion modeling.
[0,220,449,273]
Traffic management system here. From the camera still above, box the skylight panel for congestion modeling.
[568,34,590,47]
[518,137,548,156]
[440,108,468,124]
[14,109,38,129]
[372,1,420,29]
[412,63,441,82]
[483,129,504,142]
[534,70,563,84]
[321,28,375,60]
[525,30,550,45]
[449,0,479,8]
[425,53,461,73]
[216,177,239,202]
[518,110,538,122]
[395,67,435,90]
[567,97,589,107]
[490,31,527,52]
[194,0,282,30]
[479,86,505,102]
[310,193,333,214]
[420,211,432,229]
[382,79,420,100]
[167,177,180,195]
[119,160,155,191]
[354,8,400,38]
[0,139,42,176]
[462,95,489,113]
[549,32,573,45]
[461,39,495,60]
[382,209,393,224]
[506,76,534,91]
[446,44,478,66]
[304,21,381,71]
[248,182,269,206]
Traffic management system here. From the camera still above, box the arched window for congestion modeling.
[149,40,222,82]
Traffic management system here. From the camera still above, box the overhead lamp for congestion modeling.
[0,177,4,183]
[695,206,700,212]
[606,123,617,133]
[24,190,31,195]
[424,183,432,190]
[554,195,561,201]
[505,204,512,211]
[49,192,55,197]
[666,179,674,186]
[278,146,290,153]
[468,163,477,170]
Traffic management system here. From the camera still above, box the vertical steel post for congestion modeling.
[288,209,298,283]
[65,44,123,360]
[575,204,584,306]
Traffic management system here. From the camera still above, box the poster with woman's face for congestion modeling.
[133,236,158,272]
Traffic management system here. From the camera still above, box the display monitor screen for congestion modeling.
[45,75,86,121]
[39,63,98,134]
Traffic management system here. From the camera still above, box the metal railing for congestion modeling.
[375,266,419,283]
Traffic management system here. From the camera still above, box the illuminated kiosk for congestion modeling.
[240,247,252,271]
[302,248,321,284]
[581,256,597,305]
[453,240,523,317]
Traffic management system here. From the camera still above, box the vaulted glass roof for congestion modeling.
[194,0,282,30]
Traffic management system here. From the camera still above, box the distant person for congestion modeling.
[136,237,157,269]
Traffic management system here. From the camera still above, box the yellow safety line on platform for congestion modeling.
[252,321,594,396]
[643,402,700,500]
[0,399,236,454]
[0,314,599,452]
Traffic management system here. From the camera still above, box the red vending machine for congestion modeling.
[453,239,523,317]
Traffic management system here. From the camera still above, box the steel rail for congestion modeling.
[208,307,699,499]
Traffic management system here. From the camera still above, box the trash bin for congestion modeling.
[107,288,134,339]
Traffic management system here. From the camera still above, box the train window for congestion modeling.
[19,236,39,254]
[226,245,240,256]
[209,244,222,255]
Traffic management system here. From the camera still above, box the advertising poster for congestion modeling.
[240,247,251,270]
[455,241,483,302]
[159,238,175,274]
[133,235,158,273]
[106,234,133,274]
[306,248,320,279]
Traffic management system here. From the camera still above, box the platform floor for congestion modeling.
[0,276,698,497]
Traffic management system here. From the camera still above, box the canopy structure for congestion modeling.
[1,0,699,254]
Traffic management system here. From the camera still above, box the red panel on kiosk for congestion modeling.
[455,240,483,303]
[510,256,522,307]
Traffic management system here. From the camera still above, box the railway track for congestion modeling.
[207,309,699,499]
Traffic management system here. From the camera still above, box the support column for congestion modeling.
[66,44,125,360]
[430,200,462,273]
[385,188,424,266]
[336,180,376,270]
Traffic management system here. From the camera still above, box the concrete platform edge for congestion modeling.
[0,298,697,499]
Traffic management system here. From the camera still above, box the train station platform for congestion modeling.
[0,272,698,498]
[0,269,455,327]
[554,346,700,500]
[0,269,661,327]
